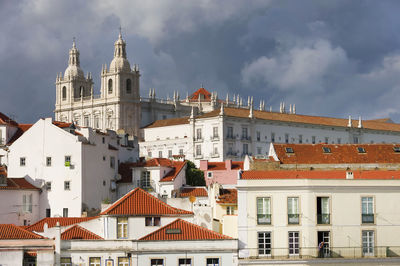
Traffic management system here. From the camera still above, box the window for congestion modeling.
[206,258,219,266]
[207,172,213,179]
[179,149,184,156]
[89,257,101,266]
[358,147,366,153]
[145,217,161,226]
[46,208,51,217]
[362,230,375,256]
[148,151,152,157]
[196,145,202,156]
[288,197,299,224]
[285,134,289,143]
[117,217,128,238]
[84,116,89,127]
[337,138,341,144]
[196,128,202,140]
[298,135,303,144]
[312,136,316,144]
[140,171,150,189]
[242,127,248,139]
[226,206,234,215]
[94,116,100,128]
[168,150,172,158]
[322,147,331,153]
[110,156,115,169]
[353,136,359,144]
[394,146,400,153]
[126,79,132,94]
[102,137,105,144]
[285,147,294,153]
[103,156,106,161]
[46,157,52,166]
[65,156,71,167]
[271,132,275,143]
[178,258,191,266]
[118,257,129,266]
[257,131,261,141]
[23,194,32,213]
[62,86,67,101]
[362,197,374,223]
[228,143,233,155]
[243,144,248,155]
[64,181,70,190]
[61,257,72,266]
[324,137,329,143]
[288,231,300,255]
[151,259,164,266]
[63,208,68,217]
[317,197,330,224]
[257,147,262,155]
[108,79,113,94]
[20,157,26,166]
[159,151,163,158]
[46,182,51,191]
[213,126,218,138]
[227,127,233,138]
[213,143,218,155]
[258,232,271,255]
[257,197,271,224]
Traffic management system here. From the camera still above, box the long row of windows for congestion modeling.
[62,257,220,266]
[258,230,375,257]
[257,196,375,225]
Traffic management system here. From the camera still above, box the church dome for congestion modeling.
[64,65,84,78]
[64,39,84,78]
[109,57,131,72]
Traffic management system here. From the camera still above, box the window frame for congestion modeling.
[257,231,272,256]
[288,231,300,255]
[60,257,72,266]
[150,258,164,266]
[20,157,26,166]
[362,230,375,256]
[316,196,331,225]
[46,156,52,167]
[287,197,300,225]
[361,196,375,224]
[64,181,71,191]
[206,257,220,266]
[117,217,128,239]
[257,197,271,225]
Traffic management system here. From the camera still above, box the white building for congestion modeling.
[237,169,400,264]
[140,105,400,164]
[6,117,138,219]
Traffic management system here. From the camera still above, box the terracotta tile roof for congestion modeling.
[139,218,231,241]
[272,143,400,164]
[241,170,400,180]
[6,124,33,145]
[207,161,243,171]
[52,121,73,128]
[160,161,186,182]
[0,178,39,190]
[0,224,44,239]
[143,117,190,129]
[26,217,97,232]
[61,225,103,240]
[180,187,208,197]
[101,188,193,216]
[189,88,212,102]
[217,189,237,204]
[0,112,18,127]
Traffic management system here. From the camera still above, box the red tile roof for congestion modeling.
[0,112,18,127]
[180,187,208,197]
[272,143,400,164]
[207,161,243,171]
[0,177,39,190]
[52,121,73,128]
[139,218,231,241]
[241,170,400,180]
[217,189,237,204]
[61,225,103,240]
[160,161,186,182]
[0,224,44,239]
[144,107,400,133]
[26,217,97,232]
[189,88,212,102]
[101,188,193,216]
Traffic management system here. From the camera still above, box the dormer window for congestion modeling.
[322,147,331,153]
[394,147,400,153]
[357,147,366,153]
[285,147,294,153]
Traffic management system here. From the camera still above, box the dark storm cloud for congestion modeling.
[1,0,400,122]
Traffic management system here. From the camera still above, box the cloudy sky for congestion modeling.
[2,0,400,123]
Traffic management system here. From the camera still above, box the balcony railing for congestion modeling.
[226,151,238,157]
[240,246,397,260]
[257,214,271,225]
[288,214,300,224]
[194,137,203,142]
[241,135,251,141]
[226,135,236,140]
[210,135,219,141]
[317,214,330,224]
[210,152,219,158]
[362,214,374,224]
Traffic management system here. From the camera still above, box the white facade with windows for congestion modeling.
[6,117,138,219]
[237,170,400,260]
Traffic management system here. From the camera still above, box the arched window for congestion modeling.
[62,86,67,100]
[126,79,131,94]
[108,79,113,94]
[79,86,84,98]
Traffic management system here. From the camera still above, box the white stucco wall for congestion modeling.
[0,189,40,225]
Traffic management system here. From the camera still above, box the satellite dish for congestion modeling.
[189,195,196,203]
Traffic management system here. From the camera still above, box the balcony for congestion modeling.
[226,135,236,140]
[210,152,219,158]
[257,214,271,225]
[362,214,374,224]
[317,214,330,224]
[241,135,251,141]
[210,135,220,141]
[288,214,300,224]
[194,153,203,159]
[194,137,203,143]
[226,151,238,157]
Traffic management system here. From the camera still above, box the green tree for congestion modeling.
[185,160,205,186]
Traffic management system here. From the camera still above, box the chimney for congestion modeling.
[225,159,232,170]
[346,171,354,179]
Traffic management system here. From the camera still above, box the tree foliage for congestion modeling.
[185,160,205,186]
